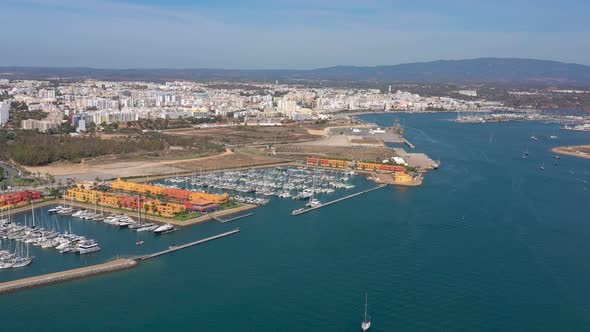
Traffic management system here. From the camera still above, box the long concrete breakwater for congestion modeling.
[292,185,387,216]
[138,228,240,261]
[404,138,415,149]
[0,258,137,295]
[213,213,254,223]
[0,229,240,295]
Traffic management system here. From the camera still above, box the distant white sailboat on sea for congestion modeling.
[361,292,371,331]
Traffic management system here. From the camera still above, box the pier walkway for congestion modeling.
[0,259,137,295]
[212,213,254,223]
[292,185,386,216]
[137,228,240,261]
[404,138,415,149]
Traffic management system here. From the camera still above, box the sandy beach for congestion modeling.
[552,145,590,159]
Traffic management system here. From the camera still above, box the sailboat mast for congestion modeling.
[31,200,35,228]
[137,195,141,224]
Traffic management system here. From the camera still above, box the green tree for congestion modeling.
[45,173,55,188]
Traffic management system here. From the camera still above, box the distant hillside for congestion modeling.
[1,58,589,86]
[309,58,590,85]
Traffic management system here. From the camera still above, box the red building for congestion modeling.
[0,191,43,207]
[183,199,221,213]
[163,188,192,201]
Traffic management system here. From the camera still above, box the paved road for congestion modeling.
[0,160,20,182]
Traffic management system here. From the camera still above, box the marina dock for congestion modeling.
[0,229,241,295]
[404,138,415,149]
[292,185,386,216]
[138,228,240,261]
[213,213,254,223]
[0,258,137,295]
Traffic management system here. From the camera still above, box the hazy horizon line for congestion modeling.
[0,57,588,72]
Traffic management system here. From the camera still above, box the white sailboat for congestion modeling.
[523,145,529,158]
[361,292,371,331]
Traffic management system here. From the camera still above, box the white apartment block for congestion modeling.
[0,102,9,125]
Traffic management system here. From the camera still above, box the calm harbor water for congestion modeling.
[1,112,590,331]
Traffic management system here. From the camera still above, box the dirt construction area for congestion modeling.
[164,125,318,146]
[24,150,286,182]
[274,144,395,162]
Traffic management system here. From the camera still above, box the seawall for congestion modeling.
[0,258,137,295]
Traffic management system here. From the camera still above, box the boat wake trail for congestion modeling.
[405,127,438,144]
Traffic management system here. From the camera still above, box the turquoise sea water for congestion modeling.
[1,112,590,331]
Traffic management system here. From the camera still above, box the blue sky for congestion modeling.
[1,0,589,69]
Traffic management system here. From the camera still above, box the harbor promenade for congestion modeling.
[22,199,257,227]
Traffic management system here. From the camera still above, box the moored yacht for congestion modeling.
[136,224,158,232]
[291,208,305,215]
[305,198,321,208]
[48,206,63,214]
[11,256,33,268]
[153,224,175,234]
[77,240,101,254]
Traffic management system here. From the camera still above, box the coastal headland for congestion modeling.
[552,145,590,159]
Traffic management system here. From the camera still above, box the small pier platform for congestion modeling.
[213,213,254,223]
[292,185,386,216]
[404,138,415,149]
[138,229,240,261]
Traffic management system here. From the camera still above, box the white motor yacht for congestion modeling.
[77,240,101,255]
[153,224,175,234]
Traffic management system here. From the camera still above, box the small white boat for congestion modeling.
[0,262,14,269]
[77,240,101,254]
[291,208,305,215]
[153,224,175,234]
[48,206,63,214]
[361,292,371,331]
[137,224,158,232]
[305,198,321,208]
[11,257,33,268]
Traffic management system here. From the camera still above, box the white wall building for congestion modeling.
[0,102,9,126]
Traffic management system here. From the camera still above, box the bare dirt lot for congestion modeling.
[164,125,318,146]
[274,144,395,162]
[349,138,384,146]
[173,151,286,171]
[21,120,394,180]
[24,150,285,182]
